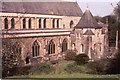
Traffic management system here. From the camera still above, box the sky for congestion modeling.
[78,2,118,17]
[76,0,119,17]
[2,0,120,17]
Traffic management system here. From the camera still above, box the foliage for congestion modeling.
[114,1,120,17]
[64,50,77,61]
[85,58,109,74]
[113,1,120,42]
[2,39,22,77]
[9,65,31,76]
[75,54,89,65]
[64,63,88,74]
[29,62,54,75]
[105,49,120,74]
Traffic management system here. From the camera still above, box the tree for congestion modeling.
[105,49,120,74]
[2,39,21,77]
[113,1,120,48]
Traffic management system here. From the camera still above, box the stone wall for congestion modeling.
[5,35,70,65]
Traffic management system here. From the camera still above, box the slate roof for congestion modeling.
[75,9,102,28]
[83,29,95,35]
[1,2,83,16]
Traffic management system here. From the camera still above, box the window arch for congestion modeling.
[39,19,41,28]
[72,43,75,50]
[4,18,8,29]
[62,39,68,52]
[32,40,40,57]
[52,19,55,28]
[28,18,31,29]
[48,40,55,54]
[43,18,46,28]
[57,19,59,28]
[81,44,84,53]
[70,20,74,28]
[11,18,15,29]
[23,18,26,29]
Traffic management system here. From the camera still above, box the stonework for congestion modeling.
[1,2,109,66]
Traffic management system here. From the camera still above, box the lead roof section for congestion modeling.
[75,9,102,29]
[1,2,83,16]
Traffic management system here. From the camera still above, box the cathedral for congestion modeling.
[1,2,109,66]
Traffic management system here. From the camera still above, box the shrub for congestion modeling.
[105,49,120,74]
[29,62,54,75]
[75,54,89,65]
[64,63,87,74]
[2,65,31,78]
[64,50,77,61]
[11,65,31,76]
[85,58,108,74]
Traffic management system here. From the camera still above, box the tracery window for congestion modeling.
[48,40,55,54]
[32,40,40,57]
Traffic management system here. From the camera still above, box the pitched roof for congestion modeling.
[1,2,83,16]
[75,9,102,28]
[83,29,95,35]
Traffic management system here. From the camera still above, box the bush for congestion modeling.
[64,63,87,74]
[75,54,89,65]
[2,65,31,78]
[64,50,77,61]
[105,49,120,74]
[29,62,54,75]
[85,58,108,74]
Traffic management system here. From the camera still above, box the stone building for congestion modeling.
[0,2,108,65]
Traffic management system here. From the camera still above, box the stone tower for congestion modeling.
[71,9,109,60]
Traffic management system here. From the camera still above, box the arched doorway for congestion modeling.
[62,39,68,52]
[48,40,55,54]
[25,56,30,64]
[25,52,31,64]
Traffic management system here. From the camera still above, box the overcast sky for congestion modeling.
[2,0,120,17]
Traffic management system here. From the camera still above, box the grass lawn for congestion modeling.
[7,73,119,79]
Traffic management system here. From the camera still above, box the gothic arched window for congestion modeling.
[23,18,26,29]
[62,39,68,52]
[81,44,84,53]
[11,18,15,29]
[4,18,8,29]
[43,18,46,28]
[28,18,31,29]
[39,19,41,28]
[57,19,59,28]
[32,40,40,57]
[52,19,55,28]
[48,40,55,54]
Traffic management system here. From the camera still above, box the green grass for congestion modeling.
[7,73,119,78]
